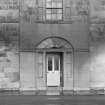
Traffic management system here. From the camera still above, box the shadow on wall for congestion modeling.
[0,42,19,89]
[76,42,105,89]
[90,43,105,88]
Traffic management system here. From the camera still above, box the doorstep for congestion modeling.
[0,89,105,96]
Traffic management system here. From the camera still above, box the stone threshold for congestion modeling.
[0,89,105,96]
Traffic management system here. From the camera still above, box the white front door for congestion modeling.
[47,54,60,86]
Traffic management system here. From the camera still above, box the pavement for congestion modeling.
[1,95,105,105]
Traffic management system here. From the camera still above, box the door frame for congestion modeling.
[46,52,63,87]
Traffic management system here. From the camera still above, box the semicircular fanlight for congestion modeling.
[37,37,73,49]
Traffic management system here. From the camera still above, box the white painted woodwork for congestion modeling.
[47,54,60,86]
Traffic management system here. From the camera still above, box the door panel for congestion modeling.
[47,54,60,86]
